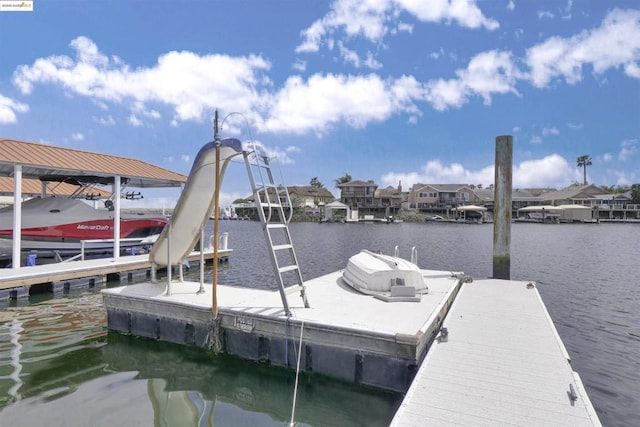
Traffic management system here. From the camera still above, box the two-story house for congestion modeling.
[408,183,475,210]
[335,180,403,217]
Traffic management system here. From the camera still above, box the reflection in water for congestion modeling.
[8,318,23,400]
[104,333,400,426]
[0,291,401,426]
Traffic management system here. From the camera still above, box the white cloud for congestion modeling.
[602,153,613,162]
[180,154,191,163]
[530,135,542,144]
[0,93,29,124]
[261,73,424,134]
[537,10,555,20]
[525,9,640,88]
[128,114,143,127]
[381,154,576,189]
[295,0,498,55]
[292,59,306,72]
[71,132,84,141]
[426,50,520,110]
[245,140,298,165]
[562,0,573,20]
[337,42,383,69]
[567,122,583,130]
[619,139,638,161]
[512,126,521,132]
[542,126,559,135]
[507,1,515,12]
[398,0,499,30]
[13,36,272,127]
[513,154,575,187]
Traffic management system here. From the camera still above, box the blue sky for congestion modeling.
[1,0,639,209]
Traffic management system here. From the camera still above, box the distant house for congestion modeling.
[336,180,403,216]
[539,184,607,206]
[473,188,540,211]
[242,185,334,209]
[284,186,334,209]
[408,183,475,209]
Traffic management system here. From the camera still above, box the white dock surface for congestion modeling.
[390,278,601,426]
[103,269,460,337]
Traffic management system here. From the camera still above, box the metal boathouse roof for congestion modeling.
[0,138,187,188]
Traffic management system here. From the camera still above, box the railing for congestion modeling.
[61,237,156,262]
[207,232,229,252]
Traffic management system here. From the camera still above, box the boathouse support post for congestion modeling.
[493,135,512,280]
[12,165,22,269]
[113,175,121,260]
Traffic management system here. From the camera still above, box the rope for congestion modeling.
[289,320,304,427]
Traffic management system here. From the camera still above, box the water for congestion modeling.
[1,221,638,426]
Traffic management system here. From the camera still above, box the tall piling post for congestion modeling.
[493,135,512,279]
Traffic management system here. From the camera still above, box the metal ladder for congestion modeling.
[243,144,309,316]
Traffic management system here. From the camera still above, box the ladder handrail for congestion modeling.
[243,144,309,315]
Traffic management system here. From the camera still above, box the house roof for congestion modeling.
[412,183,471,192]
[539,184,606,201]
[335,180,377,187]
[286,185,334,198]
[473,188,539,202]
[375,185,402,197]
[0,138,187,188]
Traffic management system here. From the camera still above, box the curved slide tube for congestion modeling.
[149,138,243,266]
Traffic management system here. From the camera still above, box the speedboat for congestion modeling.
[0,196,167,260]
[342,249,428,301]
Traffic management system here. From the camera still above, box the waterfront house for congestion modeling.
[335,180,403,217]
[473,188,540,212]
[283,185,334,209]
[236,185,334,219]
[407,183,475,210]
[539,184,606,206]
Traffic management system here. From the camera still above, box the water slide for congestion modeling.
[149,138,243,266]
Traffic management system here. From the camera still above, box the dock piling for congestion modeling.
[493,135,512,280]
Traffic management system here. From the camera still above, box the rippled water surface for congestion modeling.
[1,221,638,426]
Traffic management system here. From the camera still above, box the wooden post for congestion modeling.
[493,135,512,279]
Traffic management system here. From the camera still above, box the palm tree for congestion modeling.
[309,177,324,188]
[576,155,592,185]
[334,173,352,187]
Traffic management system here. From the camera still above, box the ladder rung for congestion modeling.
[267,223,286,229]
[279,265,299,274]
[273,244,293,251]
[285,285,305,295]
[260,202,282,208]
[255,183,278,191]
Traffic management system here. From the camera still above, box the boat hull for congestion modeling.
[342,250,428,296]
[0,197,166,259]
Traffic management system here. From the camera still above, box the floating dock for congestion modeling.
[102,270,601,425]
[103,269,463,392]
[0,248,230,299]
[391,278,601,426]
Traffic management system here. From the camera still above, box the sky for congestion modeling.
[1,0,639,209]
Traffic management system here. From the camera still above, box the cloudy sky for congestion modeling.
[1,0,639,208]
